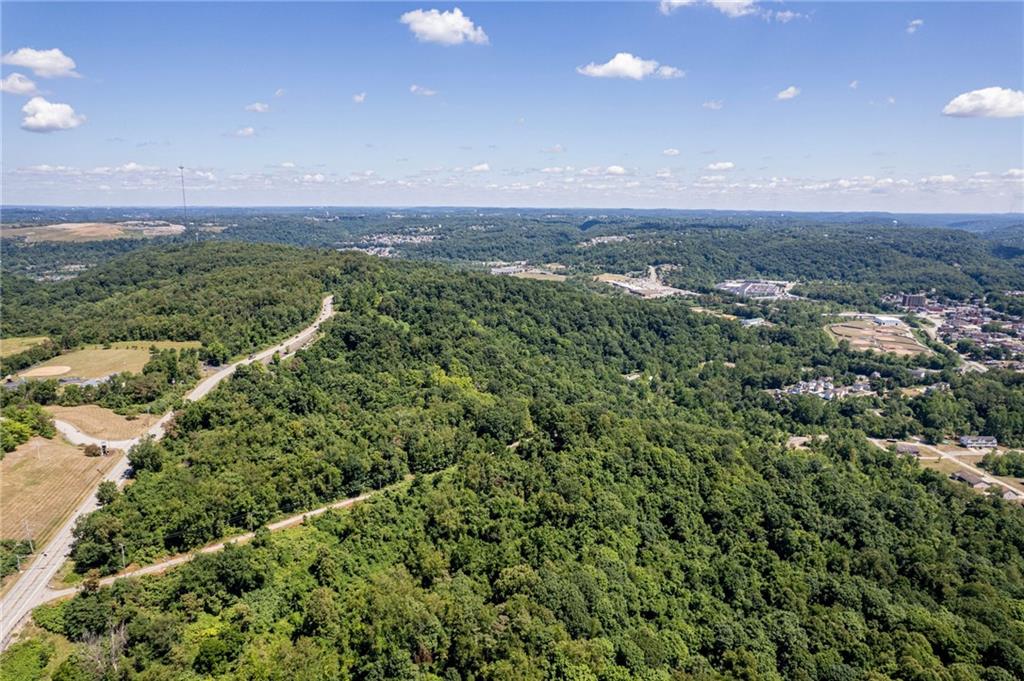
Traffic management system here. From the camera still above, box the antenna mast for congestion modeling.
[178,165,188,227]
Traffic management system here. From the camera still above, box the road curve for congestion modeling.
[0,295,335,650]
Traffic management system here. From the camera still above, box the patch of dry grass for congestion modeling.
[0,337,50,359]
[45,405,159,440]
[0,437,115,543]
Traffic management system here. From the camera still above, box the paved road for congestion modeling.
[0,296,335,650]
[870,437,1018,495]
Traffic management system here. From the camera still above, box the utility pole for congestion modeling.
[178,165,188,228]
[119,543,126,570]
[22,520,34,553]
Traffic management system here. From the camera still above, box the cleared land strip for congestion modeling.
[42,489,376,604]
[868,438,1021,496]
[0,295,335,651]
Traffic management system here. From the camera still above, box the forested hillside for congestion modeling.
[6,246,1022,680]
[1,242,338,361]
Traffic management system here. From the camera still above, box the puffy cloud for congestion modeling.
[706,161,735,171]
[2,47,79,78]
[20,96,85,132]
[942,87,1024,118]
[605,165,627,175]
[302,173,326,183]
[471,162,490,172]
[1004,168,1024,179]
[776,85,800,100]
[234,126,256,137]
[577,52,684,80]
[906,19,924,34]
[280,161,296,168]
[0,73,38,95]
[920,174,957,184]
[702,99,724,110]
[848,80,859,90]
[660,0,758,18]
[699,174,726,182]
[400,7,488,45]
[663,148,681,156]
[410,84,438,96]
[245,102,269,113]
[353,92,367,104]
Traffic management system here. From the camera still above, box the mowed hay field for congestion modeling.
[46,405,159,440]
[828,320,930,356]
[0,336,50,358]
[0,436,115,543]
[2,221,185,243]
[17,341,199,380]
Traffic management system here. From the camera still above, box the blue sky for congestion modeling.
[2,1,1022,211]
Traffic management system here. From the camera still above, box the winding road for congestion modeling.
[0,295,335,650]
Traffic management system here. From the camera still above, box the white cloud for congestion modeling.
[281,161,296,168]
[543,143,566,153]
[886,96,896,105]
[245,102,269,113]
[656,168,673,178]
[541,166,570,174]
[20,96,85,132]
[776,85,800,100]
[699,175,726,182]
[400,7,488,45]
[274,88,286,97]
[663,148,681,157]
[942,87,1024,118]
[661,0,757,18]
[1004,168,1024,179]
[0,73,38,96]
[577,52,684,80]
[706,161,735,171]
[410,84,438,97]
[302,173,326,183]
[920,174,957,184]
[906,19,924,34]
[702,99,724,110]
[353,92,367,104]
[605,165,627,175]
[471,162,490,172]
[849,80,859,90]
[2,47,79,78]
[773,10,803,23]
[234,126,256,137]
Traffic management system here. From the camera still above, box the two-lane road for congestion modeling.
[0,295,335,650]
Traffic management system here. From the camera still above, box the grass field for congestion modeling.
[0,437,115,543]
[19,347,150,379]
[828,319,930,356]
[510,271,568,282]
[2,221,184,243]
[45,405,159,440]
[0,337,50,359]
[17,341,199,380]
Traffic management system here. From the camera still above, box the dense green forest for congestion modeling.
[2,244,1020,679]
[0,242,337,362]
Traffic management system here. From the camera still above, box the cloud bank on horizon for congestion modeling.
[1,2,1021,212]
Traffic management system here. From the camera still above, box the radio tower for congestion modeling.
[178,165,189,227]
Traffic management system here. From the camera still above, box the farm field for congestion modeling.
[1,221,184,243]
[828,319,930,356]
[0,436,115,545]
[18,347,150,379]
[0,337,49,359]
[45,405,159,440]
[16,341,198,380]
[510,270,567,282]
